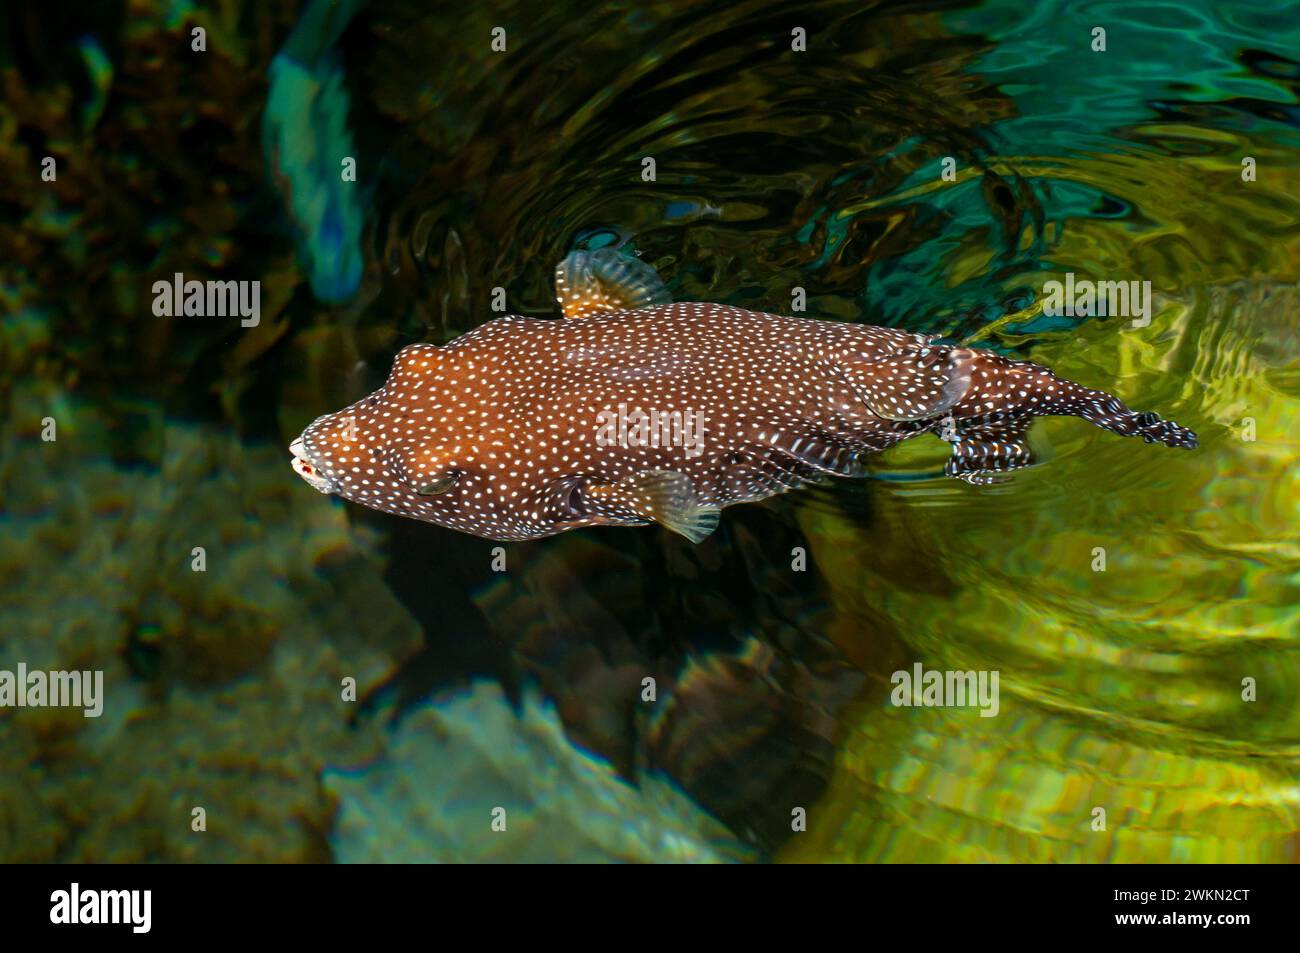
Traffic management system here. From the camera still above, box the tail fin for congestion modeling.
[935,350,1197,485]
[996,362,1199,449]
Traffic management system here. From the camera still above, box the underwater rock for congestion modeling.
[0,381,422,862]
[467,504,868,852]
[646,636,865,849]
[324,682,753,863]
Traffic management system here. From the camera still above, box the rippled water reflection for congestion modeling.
[5,0,1295,863]
[348,0,1299,861]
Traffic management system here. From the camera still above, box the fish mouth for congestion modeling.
[289,435,338,494]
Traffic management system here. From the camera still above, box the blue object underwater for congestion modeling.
[263,0,367,303]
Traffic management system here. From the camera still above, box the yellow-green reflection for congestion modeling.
[784,144,1299,860]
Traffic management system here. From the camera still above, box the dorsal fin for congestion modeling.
[554,248,671,319]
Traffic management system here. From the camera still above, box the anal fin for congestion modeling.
[941,415,1037,485]
[722,446,825,503]
[753,425,872,478]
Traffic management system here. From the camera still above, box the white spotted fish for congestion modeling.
[290,249,1197,542]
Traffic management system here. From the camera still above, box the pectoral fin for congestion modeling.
[382,440,462,495]
[555,248,671,319]
[585,470,720,543]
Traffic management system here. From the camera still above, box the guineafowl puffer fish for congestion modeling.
[290,249,1197,542]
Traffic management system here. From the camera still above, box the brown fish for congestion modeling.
[290,250,1197,542]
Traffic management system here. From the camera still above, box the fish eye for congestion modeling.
[415,472,461,495]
